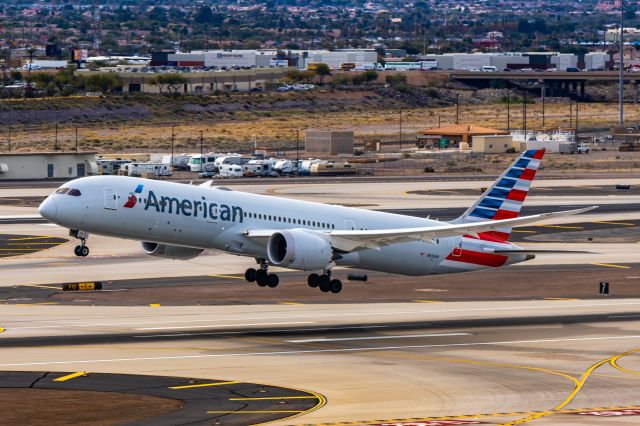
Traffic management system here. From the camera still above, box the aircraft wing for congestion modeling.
[244,206,596,252]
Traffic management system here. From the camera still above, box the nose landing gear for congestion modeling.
[70,230,90,257]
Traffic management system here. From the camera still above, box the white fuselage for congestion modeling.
[40,176,527,275]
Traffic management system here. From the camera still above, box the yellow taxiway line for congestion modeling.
[591,262,631,269]
[53,371,87,382]
[230,396,319,401]
[169,380,240,390]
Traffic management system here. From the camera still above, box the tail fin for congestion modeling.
[452,149,545,241]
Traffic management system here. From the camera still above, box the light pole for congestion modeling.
[75,127,78,153]
[399,109,403,150]
[295,129,300,173]
[455,93,460,124]
[170,125,175,170]
[199,130,204,173]
[54,123,58,151]
[522,92,527,141]
[569,98,573,128]
[507,92,511,132]
[619,0,625,127]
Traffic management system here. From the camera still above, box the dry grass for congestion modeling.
[3,101,640,153]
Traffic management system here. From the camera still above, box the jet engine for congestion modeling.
[142,241,204,260]
[267,230,333,270]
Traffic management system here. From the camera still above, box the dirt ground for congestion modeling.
[2,93,640,153]
[0,388,183,426]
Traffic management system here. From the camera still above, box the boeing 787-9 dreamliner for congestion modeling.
[38,149,594,294]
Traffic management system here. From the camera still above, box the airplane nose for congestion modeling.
[39,196,57,221]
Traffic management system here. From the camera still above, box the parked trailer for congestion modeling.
[309,163,358,176]
[121,162,172,177]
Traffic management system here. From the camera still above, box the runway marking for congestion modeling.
[288,333,471,343]
[229,396,319,401]
[591,262,631,269]
[536,225,584,229]
[149,304,161,308]
[322,406,640,426]
[206,410,303,414]
[279,302,305,306]
[135,324,394,338]
[8,242,62,245]
[136,321,315,331]
[593,221,636,226]
[413,300,441,303]
[10,301,640,331]
[544,298,578,301]
[0,327,4,333]
[53,371,87,382]
[170,380,240,389]
[20,283,61,290]
[9,236,58,241]
[5,335,640,368]
[504,348,640,425]
[208,274,244,279]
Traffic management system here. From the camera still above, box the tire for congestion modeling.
[319,279,331,293]
[74,245,82,257]
[256,269,268,287]
[308,273,320,288]
[329,279,342,294]
[245,268,257,282]
[267,273,279,288]
[80,246,89,257]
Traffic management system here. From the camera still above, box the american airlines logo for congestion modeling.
[123,184,144,208]
[143,190,244,223]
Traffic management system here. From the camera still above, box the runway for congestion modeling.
[1,176,639,425]
[3,300,640,425]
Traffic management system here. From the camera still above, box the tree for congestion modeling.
[149,73,187,94]
[312,63,331,84]
[362,69,379,85]
[194,5,214,24]
[85,73,122,94]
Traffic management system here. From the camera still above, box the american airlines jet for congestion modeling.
[38,149,593,294]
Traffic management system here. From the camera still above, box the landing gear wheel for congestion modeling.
[308,273,320,288]
[267,273,279,288]
[245,268,257,283]
[80,246,89,257]
[329,279,342,294]
[256,269,268,287]
[319,279,331,293]
[74,245,82,257]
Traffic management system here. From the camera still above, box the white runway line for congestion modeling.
[135,321,315,331]
[3,334,640,368]
[287,333,471,343]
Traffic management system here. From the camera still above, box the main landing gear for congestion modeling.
[71,230,90,257]
[308,270,342,294]
[245,260,279,288]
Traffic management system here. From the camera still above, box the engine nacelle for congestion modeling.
[267,230,333,270]
[141,241,204,260]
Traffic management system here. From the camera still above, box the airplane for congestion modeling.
[38,149,595,294]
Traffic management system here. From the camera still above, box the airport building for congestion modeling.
[418,52,608,71]
[305,131,354,155]
[0,152,98,180]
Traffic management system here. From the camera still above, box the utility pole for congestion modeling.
[507,92,511,131]
[576,99,579,137]
[455,93,460,124]
[296,129,300,172]
[170,125,175,170]
[569,99,573,128]
[399,109,403,150]
[75,127,78,153]
[199,130,204,173]
[522,92,527,140]
[542,88,546,129]
[619,0,625,127]
[54,123,58,151]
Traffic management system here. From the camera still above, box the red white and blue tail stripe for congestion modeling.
[452,149,545,242]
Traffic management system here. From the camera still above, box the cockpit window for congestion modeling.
[55,188,69,194]
[67,189,82,196]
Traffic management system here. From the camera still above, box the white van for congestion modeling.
[219,163,244,178]
[189,154,220,172]
[482,66,497,72]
